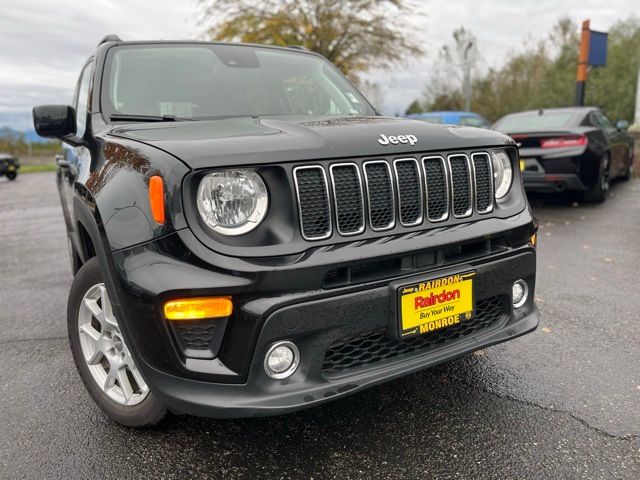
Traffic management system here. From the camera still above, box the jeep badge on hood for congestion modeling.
[377,133,418,146]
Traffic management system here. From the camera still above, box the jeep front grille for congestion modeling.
[293,151,495,240]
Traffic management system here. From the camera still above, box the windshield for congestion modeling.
[102,44,374,120]
[494,111,576,131]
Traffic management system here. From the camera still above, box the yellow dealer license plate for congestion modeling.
[398,271,476,338]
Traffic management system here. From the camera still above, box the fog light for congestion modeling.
[264,341,299,380]
[512,280,528,308]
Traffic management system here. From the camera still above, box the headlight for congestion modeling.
[491,150,513,199]
[196,169,268,235]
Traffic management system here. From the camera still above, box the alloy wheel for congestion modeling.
[77,283,149,406]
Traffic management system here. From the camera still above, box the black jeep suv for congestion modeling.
[33,36,538,426]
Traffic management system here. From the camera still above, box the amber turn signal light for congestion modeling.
[164,297,233,320]
[149,175,165,225]
[530,234,537,248]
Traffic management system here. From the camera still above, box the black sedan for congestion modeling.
[493,107,634,202]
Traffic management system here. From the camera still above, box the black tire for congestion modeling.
[68,258,167,427]
[6,171,17,180]
[583,156,609,203]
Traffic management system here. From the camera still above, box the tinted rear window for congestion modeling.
[494,112,575,131]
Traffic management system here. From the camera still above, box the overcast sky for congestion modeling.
[0,0,632,131]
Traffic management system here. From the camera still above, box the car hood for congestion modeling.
[108,115,514,169]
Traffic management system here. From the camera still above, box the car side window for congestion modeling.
[583,113,596,126]
[593,111,614,130]
[74,62,93,137]
[599,113,614,130]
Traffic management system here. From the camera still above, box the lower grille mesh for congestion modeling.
[178,324,217,350]
[322,296,505,375]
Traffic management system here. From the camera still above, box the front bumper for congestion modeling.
[144,307,537,418]
[107,215,538,418]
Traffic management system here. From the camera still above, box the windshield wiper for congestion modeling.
[109,114,192,122]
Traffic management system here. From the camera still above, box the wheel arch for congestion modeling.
[72,193,121,306]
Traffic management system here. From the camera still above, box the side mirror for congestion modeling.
[32,105,78,141]
[616,119,629,131]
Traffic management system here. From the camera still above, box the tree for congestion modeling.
[411,16,640,123]
[416,26,477,113]
[198,0,423,79]
[405,99,424,115]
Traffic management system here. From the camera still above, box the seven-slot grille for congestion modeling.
[294,152,496,240]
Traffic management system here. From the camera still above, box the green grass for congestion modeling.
[18,164,57,173]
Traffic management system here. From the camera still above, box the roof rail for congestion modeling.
[286,45,308,51]
[98,34,122,46]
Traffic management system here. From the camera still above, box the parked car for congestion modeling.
[493,107,634,202]
[405,111,492,129]
[0,153,20,180]
[33,36,538,426]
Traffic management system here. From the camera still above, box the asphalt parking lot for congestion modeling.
[1,171,639,479]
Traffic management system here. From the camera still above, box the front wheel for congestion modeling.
[68,258,167,426]
[6,171,17,180]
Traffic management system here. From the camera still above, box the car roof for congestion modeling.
[0,153,16,159]
[98,39,323,58]
[407,111,484,118]
[502,107,598,117]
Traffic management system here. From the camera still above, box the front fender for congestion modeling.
[80,136,190,252]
